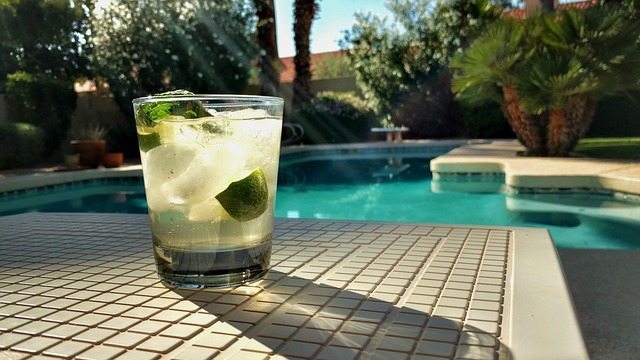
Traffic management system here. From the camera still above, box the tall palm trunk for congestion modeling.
[292,0,318,107]
[254,0,279,96]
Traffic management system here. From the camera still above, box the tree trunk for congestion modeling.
[501,84,548,156]
[292,0,318,108]
[253,0,279,96]
[502,86,597,157]
[547,95,597,156]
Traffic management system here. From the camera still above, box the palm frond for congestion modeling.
[451,19,525,105]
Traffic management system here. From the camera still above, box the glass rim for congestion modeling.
[132,94,283,107]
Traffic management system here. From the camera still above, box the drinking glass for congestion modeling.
[133,94,283,288]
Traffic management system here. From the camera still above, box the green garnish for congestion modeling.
[137,132,161,152]
[136,90,209,126]
[215,168,269,222]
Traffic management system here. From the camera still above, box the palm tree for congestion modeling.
[292,0,318,107]
[253,0,279,96]
[452,4,640,156]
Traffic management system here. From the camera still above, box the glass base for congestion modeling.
[159,266,269,289]
[154,240,271,288]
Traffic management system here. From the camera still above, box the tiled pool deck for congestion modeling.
[0,213,586,359]
[1,140,638,358]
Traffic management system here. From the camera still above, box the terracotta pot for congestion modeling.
[70,140,106,168]
[102,152,124,168]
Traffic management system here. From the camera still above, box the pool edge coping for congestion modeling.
[0,140,474,195]
[430,140,640,196]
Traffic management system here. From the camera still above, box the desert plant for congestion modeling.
[0,122,44,169]
[452,4,640,156]
[70,123,108,141]
[290,92,375,144]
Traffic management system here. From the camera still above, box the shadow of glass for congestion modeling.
[169,270,509,359]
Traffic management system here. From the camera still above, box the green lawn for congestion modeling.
[574,138,640,160]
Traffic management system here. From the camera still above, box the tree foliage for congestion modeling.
[451,4,640,155]
[91,0,258,117]
[343,0,504,138]
[313,54,351,79]
[0,0,91,84]
[0,0,90,158]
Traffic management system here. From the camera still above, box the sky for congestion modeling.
[275,0,393,57]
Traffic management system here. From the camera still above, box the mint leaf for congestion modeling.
[137,90,208,125]
[184,110,198,118]
[147,102,175,122]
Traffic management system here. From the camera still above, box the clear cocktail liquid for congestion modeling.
[136,104,282,288]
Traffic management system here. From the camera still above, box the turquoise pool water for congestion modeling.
[1,156,639,249]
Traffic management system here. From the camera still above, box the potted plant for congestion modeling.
[70,123,108,168]
[451,4,640,156]
[102,150,124,168]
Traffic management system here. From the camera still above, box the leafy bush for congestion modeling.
[91,0,257,156]
[0,122,44,169]
[0,0,91,88]
[5,71,76,155]
[290,92,375,144]
[313,55,352,79]
[92,0,256,116]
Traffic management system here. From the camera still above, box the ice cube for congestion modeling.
[188,197,230,222]
[143,143,198,189]
[220,108,268,120]
[162,142,248,205]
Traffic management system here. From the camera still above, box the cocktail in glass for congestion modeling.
[132,93,283,288]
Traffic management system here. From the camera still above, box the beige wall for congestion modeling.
[246,76,359,118]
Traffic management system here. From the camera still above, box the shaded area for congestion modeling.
[559,249,640,359]
[170,270,508,359]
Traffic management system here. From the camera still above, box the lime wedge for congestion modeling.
[215,168,269,222]
[138,132,161,152]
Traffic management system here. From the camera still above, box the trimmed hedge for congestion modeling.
[5,71,76,155]
[290,92,376,144]
[0,122,45,169]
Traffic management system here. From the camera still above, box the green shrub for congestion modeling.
[0,122,45,169]
[5,71,76,155]
[290,92,375,144]
[461,102,515,139]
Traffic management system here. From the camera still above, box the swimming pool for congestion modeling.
[1,146,639,249]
